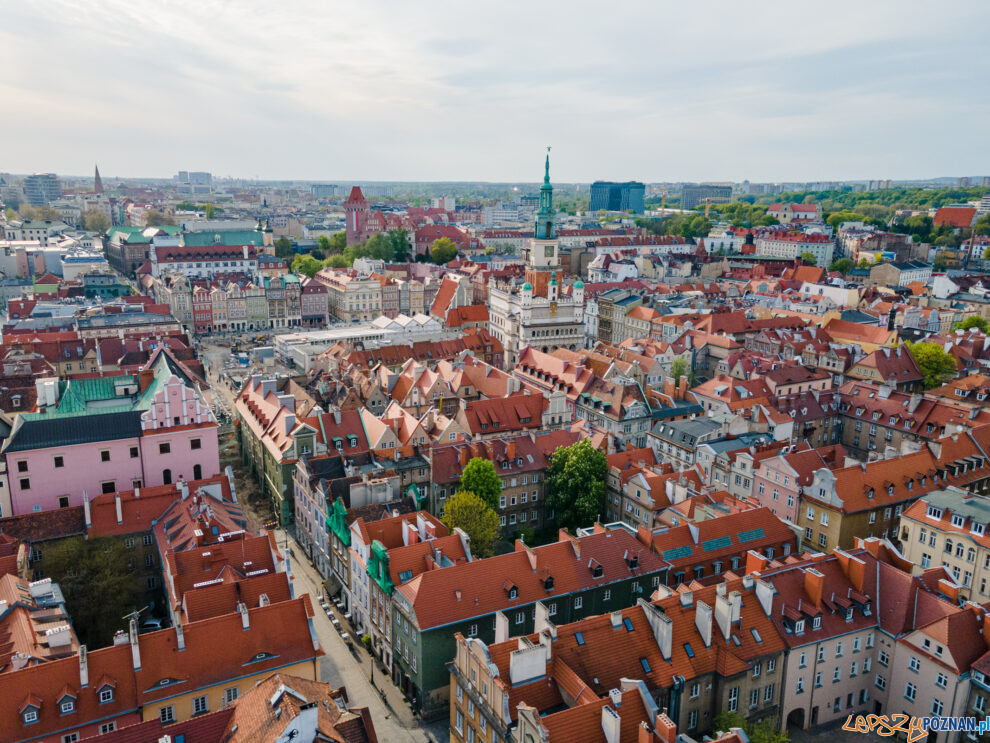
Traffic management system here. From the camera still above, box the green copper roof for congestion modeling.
[573,279,584,288]
[522,282,533,291]
[182,229,263,247]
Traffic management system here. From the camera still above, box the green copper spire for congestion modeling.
[535,147,556,239]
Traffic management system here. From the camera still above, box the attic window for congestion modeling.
[543,575,555,591]
[794,619,805,635]
[623,617,634,632]
[589,559,604,578]
[399,570,413,584]
[575,631,585,646]
[812,615,822,630]
[683,642,695,658]
[640,657,652,673]
[751,628,763,643]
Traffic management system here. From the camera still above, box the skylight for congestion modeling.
[684,642,695,658]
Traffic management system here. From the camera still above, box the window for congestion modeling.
[60,699,75,714]
[191,438,201,450]
[820,512,829,526]
[688,710,698,730]
[750,688,759,708]
[224,687,239,705]
[936,673,947,689]
[101,481,115,494]
[160,705,175,724]
[54,456,64,468]
[99,687,113,703]
[833,667,841,682]
[878,649,888,666]
[909,656,920,672]
[193,695,209,715]
[931,697,943,716]
[690,682,700,699]
[765,683,775,702]
[727,686,739,712]
[16,460,28,473]
[768,658,776,673]
[19,478,30,490]
[63,734,80,743]
[101,450,111,462]
[515,612,524,624]
[574,596,583,610]
[159,442,170,454]
[875,674,886,690]
[851,661,858,677]
[905,682,917,702]
[815,672,823,688]
[796,677,805,693]
[130,446,139,458]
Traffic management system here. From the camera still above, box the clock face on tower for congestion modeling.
[544,245,554,257]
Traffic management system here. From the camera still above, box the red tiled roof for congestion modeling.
[933,207,976,228]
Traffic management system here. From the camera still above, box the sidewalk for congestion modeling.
[276,529,449,743]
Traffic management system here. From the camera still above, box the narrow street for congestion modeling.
[276,528,450,743]
[202,346,448,742]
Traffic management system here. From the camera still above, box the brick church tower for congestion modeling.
[343,186,369,246]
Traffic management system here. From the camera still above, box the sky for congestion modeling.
[2,0,988,183]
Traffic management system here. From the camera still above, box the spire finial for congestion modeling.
[544,146,551,184]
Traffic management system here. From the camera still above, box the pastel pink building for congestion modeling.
[1,351,219,516]
[752,443,846,525]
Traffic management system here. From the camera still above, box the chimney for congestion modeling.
[134,487,140,499]
[238,601,250,630]
[175,623,185,651]
[284,412,296,435]
[179,480,190,500]
[277,394,295,412]
[610,610,624,629]
[602,705,621,743]
[678,376,688,399]
[755,578,775,616]
[694,601,713,648]
[138,367,154,393]
[908,393,922,414]
[259,593,271,607]
[494,611,509,643]
[714,592,732,640]
[114,493,123,525]
[654,712,678,743]
[129,618,141,670]
[79,645,89,687]
[83,491,91,528]
[609,688,623,708]
[803,568,825,608]
[729,591,742,624]
[746,550,769,574]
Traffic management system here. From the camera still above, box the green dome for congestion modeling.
[522,282,533,291]
[573,279,584,288]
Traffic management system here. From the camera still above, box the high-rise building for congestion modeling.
[311,184,339,198]
[589,180,646,213]
[680,183,732,209]
[23,173,62,206]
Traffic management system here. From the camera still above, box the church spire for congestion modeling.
[544,148,551,185]
[535,147,556,240]
[94,164,104,195]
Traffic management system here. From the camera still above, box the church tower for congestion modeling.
[94,164,104,195]
[524,149,560,271]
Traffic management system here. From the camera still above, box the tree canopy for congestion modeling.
[83,208,110,233]
[829,258,853,274]
[144,210,175,226]
[907,341,958,389]
[670,357,690,384]
[546,439,608,532]
[799,251,817,266]
[430,237,458,264]
[441,490,500,558]
[955,315,989,333]
[44,537,148,648]
[273,237,294,258]
[459,457,502,510]
[291,253,324,278]
[712,712,788,743]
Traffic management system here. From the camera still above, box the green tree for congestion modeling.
[204,203,217,219]
[386,229,411,262]
[83,208,110,233]
[670,357,691,384]
[826,210,869,231]
[441,490,500,558]
[430,236,458,264]
[857,258,871,269]
[43,537,147,648]
[317,235,331,254]
[273,236,294,258]
[984,246,990,261]
[459,457,502,510]
[546,439,608,532]
[799,251,817,266]
[365,233,395,262]
[144,210,175,226]
[291,253,324,278]
[907,341,957,389]
[328,231,347,253]
[933,253,948,271]
[325,254,350,268]
[829,258,853,274]
[713,712,788,743]
[975,215,990,237]
[955,316,989,332]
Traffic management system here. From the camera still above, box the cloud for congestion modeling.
[1,0,988,181]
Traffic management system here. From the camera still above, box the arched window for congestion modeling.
[163,469,172,485]
[193,464,202,480]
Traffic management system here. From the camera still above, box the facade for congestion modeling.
[391,525,670,717]
[314,267,383,323]
[1,352,219,515]
[589,181,646,213]
[681,184,732,209]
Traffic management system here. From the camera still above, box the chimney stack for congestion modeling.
[79,645,88,688]
[653,712,678,743]
[694,601,713,648]
[129,618,141,670]
[175,623,185,651]
[803,568,825,608]
[115,493,123,525]
[238,601,250,630]
[83,491,91,528]
[602,706,621,743]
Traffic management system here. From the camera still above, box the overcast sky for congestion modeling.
[2,0,988,183]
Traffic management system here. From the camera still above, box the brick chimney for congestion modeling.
[678,376,688,399]
[138,367,155,393]
[175,623,186,651]
[746,550,768,574]
[114,492,123,525]
[654,712,678,743]
[129,618,141,670]
[804,568,825,608]
[238,601,250,630]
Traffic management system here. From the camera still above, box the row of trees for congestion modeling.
[289,232,459,277]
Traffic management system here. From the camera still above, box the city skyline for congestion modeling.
[2,0,989,183]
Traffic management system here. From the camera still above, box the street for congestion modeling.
[200,342,449,742]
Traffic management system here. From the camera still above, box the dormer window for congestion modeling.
[589,559,604,578]
[845,607,854,622]
[23,709,38,725]
[887,485,894,497]
[59,697,75,714]
[952,514,966,528]
[543,575,555,591]
[973,523,986,536]
[99,686,114,704]
[504,580,518,600]
[795,619,805,635]
[812,616,822,630]
[927,506,943,519]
